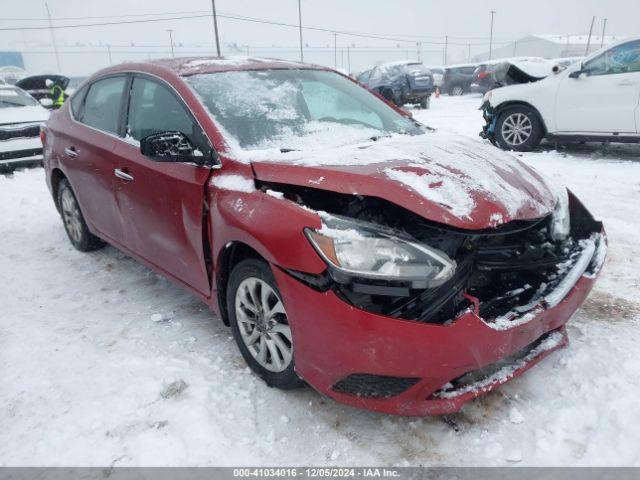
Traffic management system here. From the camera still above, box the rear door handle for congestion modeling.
[114,168,134,181]
[64,147,78,158]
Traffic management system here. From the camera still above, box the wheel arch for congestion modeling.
[215,241,265,326]
[50,168,68,213]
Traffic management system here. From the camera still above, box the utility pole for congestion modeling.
[44,2,61,71]
[107,44,112,65]
[443,36,448,66]
[585,16,595,55]
[347,46,351,73]
[167,29,175,57]
[416,41,422,62]
[211,0,221,56]
[333,33,337,69]
[297,0,304,62]
[468,43,471,62]
[600,18,608,48]
[489,10,496,60]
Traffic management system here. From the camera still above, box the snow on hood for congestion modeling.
[249,131,556,230]
[0,105,49,125]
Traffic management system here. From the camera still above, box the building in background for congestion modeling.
[473,34,622,61]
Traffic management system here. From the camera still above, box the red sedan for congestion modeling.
[42,57,606,416]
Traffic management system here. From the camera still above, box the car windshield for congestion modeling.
[186,69,423,151]
[0,88,38,108]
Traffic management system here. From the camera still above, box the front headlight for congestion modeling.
[483,90,493,103]
[305,216,456,288]
[550,187,571,241]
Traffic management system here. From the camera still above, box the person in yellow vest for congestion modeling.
[45,78,65,109]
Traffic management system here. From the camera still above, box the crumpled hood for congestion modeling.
[250,131,556,230]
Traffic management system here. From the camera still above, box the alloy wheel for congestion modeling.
[60,188,83,243]
[451,86,464,96]
[234,277,292,373]
[501,112,533,147]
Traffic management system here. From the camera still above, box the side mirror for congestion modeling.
[552,64,567,74]
[39,98,53,108]
[140,131,212,166]
[569,66,588,79]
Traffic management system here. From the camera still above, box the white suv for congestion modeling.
[481,37,640,151]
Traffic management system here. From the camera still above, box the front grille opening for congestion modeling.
[332,373,420,399]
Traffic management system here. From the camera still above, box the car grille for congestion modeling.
[0,122,42,141]
[332,373,420,399]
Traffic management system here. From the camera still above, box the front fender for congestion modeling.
[209,183,326,276]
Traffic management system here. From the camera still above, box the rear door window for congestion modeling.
[80,76,126,135]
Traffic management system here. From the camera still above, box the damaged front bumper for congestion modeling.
[275,194,606,415]
[479,100,497,142]
[275,230,604,415]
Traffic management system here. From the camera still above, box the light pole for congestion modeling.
[107,44,112,65]
[585,16,595,55]
[443,36,448,66]
[45,2,61,71]
[489,10,496,60]
[211,0,221,56]
[333,33,337,69]
[166,29,175,57]
[297,0,304,62]
[601,18,608,48]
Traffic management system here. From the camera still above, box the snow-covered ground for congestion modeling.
[2,94,640,467]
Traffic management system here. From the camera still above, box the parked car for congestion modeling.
[15,74,69,108]
[441,64,477,95]
[0,85,49,170]
[481,37,640,151]
[425,66,445,88]
[472,57,580,94]
[43,57,605,416]
[357,61,434,108]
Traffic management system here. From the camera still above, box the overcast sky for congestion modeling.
[1,0,638,73]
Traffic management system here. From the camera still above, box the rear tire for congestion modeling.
[57,179,105,252]
[449,85,465,96]
[227,259,304,390]
[495,106,544,152]
[420,96,430,109]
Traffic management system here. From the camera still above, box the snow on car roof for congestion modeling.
[148,56,327,76]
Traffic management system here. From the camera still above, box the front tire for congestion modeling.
[495,106,544,152]
[57,179,105,252]
[227,259,303,390]
[420,96,430,109]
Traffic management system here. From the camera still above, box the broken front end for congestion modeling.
[265,183,605,415]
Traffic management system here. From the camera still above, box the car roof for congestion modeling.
[99,56,330,78]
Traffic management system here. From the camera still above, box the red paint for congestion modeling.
[43,58,603,415]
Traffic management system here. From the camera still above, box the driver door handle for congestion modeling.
[114,168,134,181]
[64,147,79,158]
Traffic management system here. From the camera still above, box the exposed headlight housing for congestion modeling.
[305,215,456,289]
[550,187,571,241]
